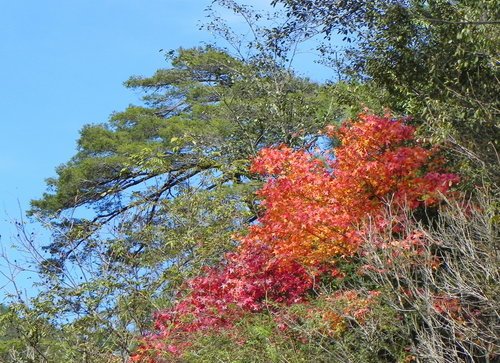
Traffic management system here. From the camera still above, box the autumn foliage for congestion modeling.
[249,115,458,266]
[132,114,460,361]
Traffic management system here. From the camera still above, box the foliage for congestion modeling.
[0,303,69,362]
[249,114,458,266]
[131,114,461,362]
[4,1,498,361]
[8,44,333,360]
[272,0,500,183]
[359,191,500,362]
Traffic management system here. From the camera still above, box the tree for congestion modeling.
[271,0,500,183]
[17,45,333,360]
[31,46,328,264]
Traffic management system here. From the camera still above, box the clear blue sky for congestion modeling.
[0,0,214,300]
[0,0,331,301]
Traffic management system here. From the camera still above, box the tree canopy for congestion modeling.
[272,0,499,180]
[31,46,329,256]
[19,45,337,360]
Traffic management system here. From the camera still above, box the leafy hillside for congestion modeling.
[3,1,498,362]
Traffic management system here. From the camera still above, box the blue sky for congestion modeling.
[0,0,214,299]
[0,0,331,300]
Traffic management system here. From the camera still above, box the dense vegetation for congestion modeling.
[2,1,498,362]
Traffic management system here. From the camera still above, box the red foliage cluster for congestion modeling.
[132,114,459,361]
[132,242,314,361]
[157,242,313,328]
[249,114,458,265]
